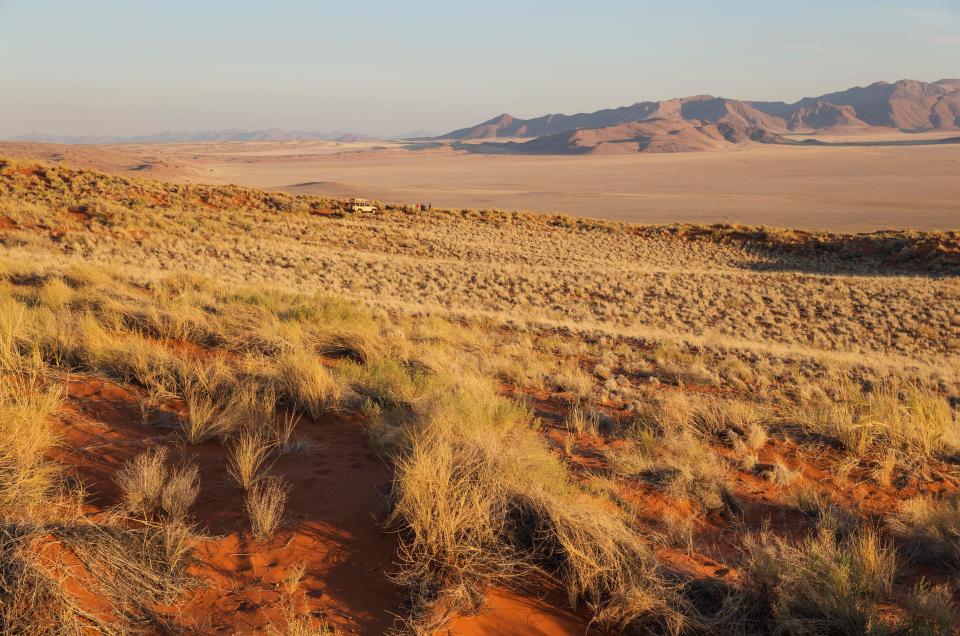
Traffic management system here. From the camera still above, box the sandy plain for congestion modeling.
[1,132,959,231]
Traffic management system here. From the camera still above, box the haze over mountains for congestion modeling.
[6,129,377,145]
[8,79,960,155]
[438,79,960,154]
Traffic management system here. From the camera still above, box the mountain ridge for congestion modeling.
[437,79,960,152]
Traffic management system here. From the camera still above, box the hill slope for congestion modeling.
[813,79,960,130]
[0,156,958,634]
[473,119,792,154]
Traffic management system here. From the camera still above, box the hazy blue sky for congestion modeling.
[1,0,958,137]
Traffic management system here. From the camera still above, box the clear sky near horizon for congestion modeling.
[1,0,958,138]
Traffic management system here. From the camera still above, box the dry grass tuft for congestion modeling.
[270,411,312,455]
[566,399,601,436]
[762,461,801,487]
[900,580,960,634]
[0,357,64,521]
[889,495,960,568]
[552,363,593,399]
[738,527,896,635]
[386,375,688,633]
[267,611,334,636]
[276,351,342,420]
[609,429,735,515]
[786,380,959,468]
[116,447,169,516]
[180,386,241,444]
[160,464,201,522]
[246,476,290,539]
[281,561,308,597]
[227,432,274,490]
[792,485,858,537]
[116,448,200,521]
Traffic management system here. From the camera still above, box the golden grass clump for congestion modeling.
[0,348,64,521]
[281,561,307,597]
[888,495,960,568]
[227,432,274,490]
[347,357,429,411]
[116,447,200,521]
[37,277,74,309]
[787,380,959,467]
[116,447,169,516]
[606,426,734,515]
[276,351,342,419]
[552,362,593,398]
[267,611,334,636]
[160,463,201,521]
[269,411,311,455]
[691,397,765,442]
[738,527,896,635]
[566,399,601,436]
[180,385,241,444]
[385,373,686,633]
[246,475,289,539]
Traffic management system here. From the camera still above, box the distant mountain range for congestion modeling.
[9,80,959,154]
[437,79,960,154]
[6,128,378,145]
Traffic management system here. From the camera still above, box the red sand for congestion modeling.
[57,376,403,633]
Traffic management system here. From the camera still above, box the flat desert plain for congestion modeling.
[2,134,958,231]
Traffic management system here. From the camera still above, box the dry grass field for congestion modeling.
[1,155,959,634]
[1,137,959,231]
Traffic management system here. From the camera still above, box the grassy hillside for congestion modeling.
[0,156,959,634]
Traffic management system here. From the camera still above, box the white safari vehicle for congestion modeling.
[348,198,377,213]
